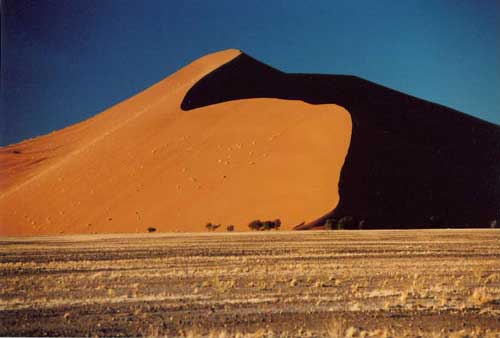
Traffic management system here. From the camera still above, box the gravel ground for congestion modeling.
[0,230,499,337]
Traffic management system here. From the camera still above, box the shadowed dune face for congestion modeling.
[0,50,352,235]
[182,54,500,229]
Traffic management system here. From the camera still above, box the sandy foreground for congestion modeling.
[0,229,499,337]
[0,49,351,236]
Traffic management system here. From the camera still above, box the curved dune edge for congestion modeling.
[180,52,500,229]
[0,49,241,196]
[0,99,352,235]
[0,51,352,236]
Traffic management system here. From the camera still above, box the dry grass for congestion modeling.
[0,230,499,337]
[469,287,495,307]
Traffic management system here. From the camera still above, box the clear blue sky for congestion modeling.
[2,0,499,145]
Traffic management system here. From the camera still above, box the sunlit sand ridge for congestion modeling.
[0,49,352,235]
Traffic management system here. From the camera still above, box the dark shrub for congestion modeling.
[324,218,336,230]
[248,220,263,230]
[248,219,281,230]
[337,216,355,229]
[227,225,235,231]
[273,219,281,229]
[147,227,157,233]
[206,222,221,231]
[358,220,365,230]
[261,221,274,230]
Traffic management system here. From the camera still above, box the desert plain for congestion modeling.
[1,229,499,337]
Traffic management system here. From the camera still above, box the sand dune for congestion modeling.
[183,53,500,229]
[0,50,351,235]
[4,48,493,235]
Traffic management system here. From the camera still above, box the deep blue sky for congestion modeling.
[2,0,499,146]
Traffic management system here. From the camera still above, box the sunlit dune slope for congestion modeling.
[0,49,241,194]
[0,50,352,235]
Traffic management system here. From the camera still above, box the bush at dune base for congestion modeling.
[248,219,281,231]
[324,216,364,230]
[205,223,221,231]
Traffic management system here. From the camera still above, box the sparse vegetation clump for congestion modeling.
[358,219,365,229]
[226,225,235,232]
[248,220,263,230]
[324,216,358,230]
[147,227,156,233]
[248,219,281,231]
[205,222,221,231]
[337,216,355,229]
[324,218,337,230]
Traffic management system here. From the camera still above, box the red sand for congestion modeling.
[0,50,352,235]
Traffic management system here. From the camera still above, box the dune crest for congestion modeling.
[0,50,352,235]
[0,49,241,195]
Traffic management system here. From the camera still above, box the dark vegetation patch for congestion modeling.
[205,223,221,231]
[248,219,281,231]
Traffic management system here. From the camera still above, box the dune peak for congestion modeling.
[0,48,353,236]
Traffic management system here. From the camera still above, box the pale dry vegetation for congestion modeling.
[0,230,499,337]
